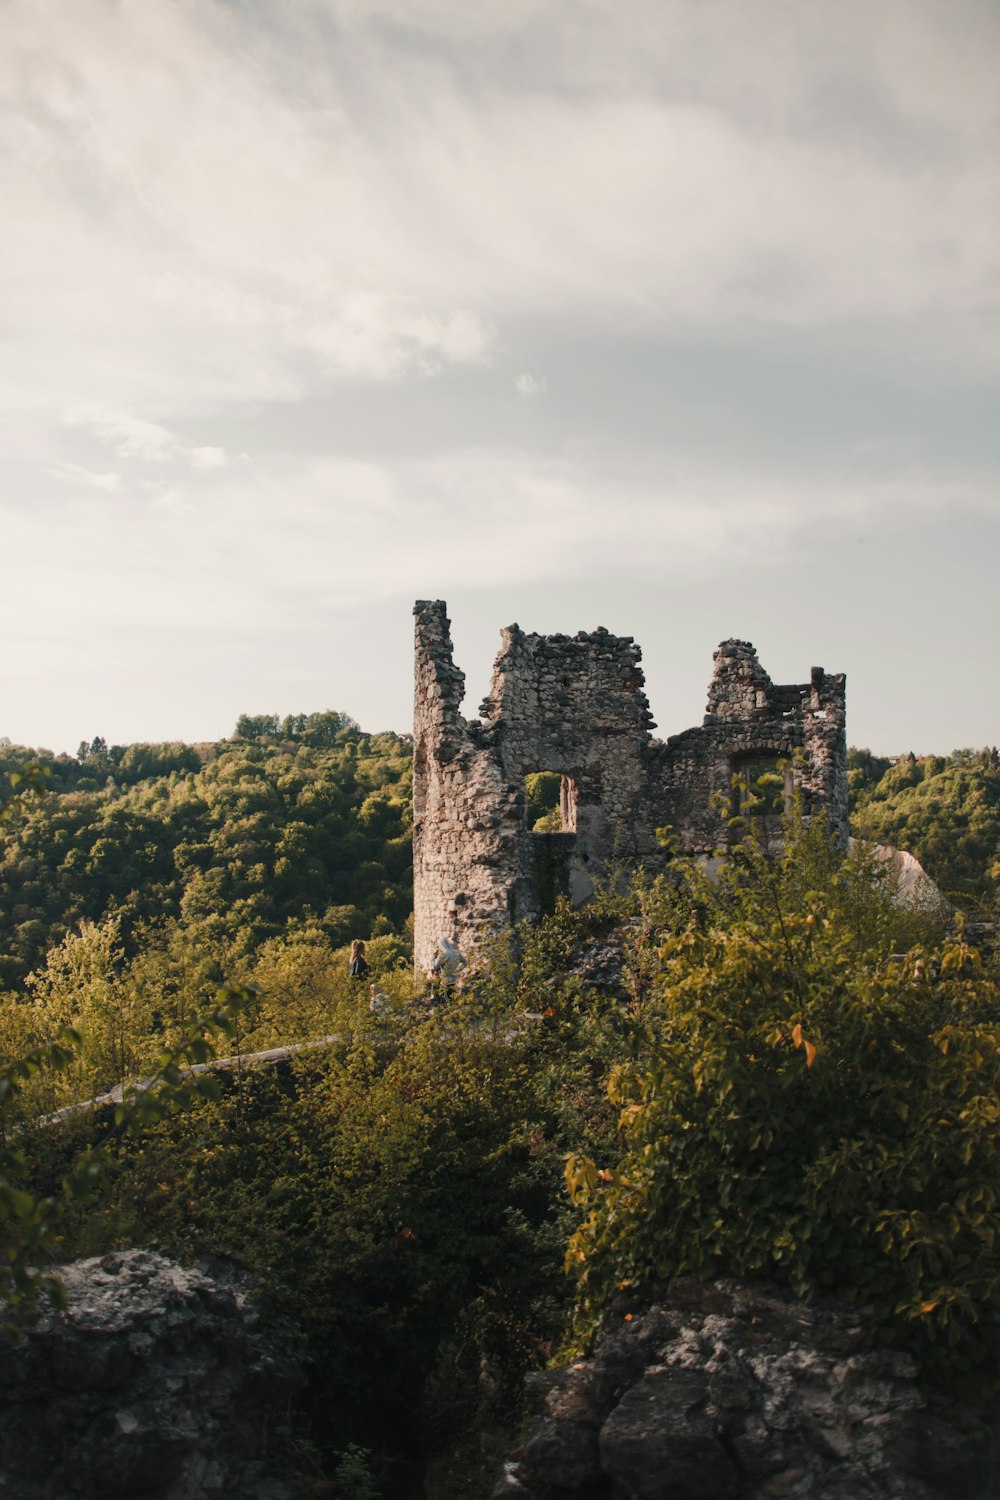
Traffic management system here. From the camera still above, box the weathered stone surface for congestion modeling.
[599,1366,740,1499]
[495,1280,992,1500]
[877,1408,982,1495]
[0,1248,301,1500]
[854,839,950,916]
[525,1364,601,1425]
[412,603,847,975]
[522,1418,602,1489]
[588,1308,681,1414]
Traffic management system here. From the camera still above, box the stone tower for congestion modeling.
[412,601,846,975]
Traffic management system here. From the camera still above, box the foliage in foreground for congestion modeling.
[566,818,1000,1377]
[0,911,413,1117]
[0,986,254,1330]
[6,774,1000,1488]
[12,911,628,1491]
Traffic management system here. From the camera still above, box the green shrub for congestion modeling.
[34,990,579,1476]
[332,1444,380,1500]
[565,823,1000,1377]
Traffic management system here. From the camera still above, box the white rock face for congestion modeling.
[496,1280,988,1500]
[849,838,950,915]
[0,1248,301,1500]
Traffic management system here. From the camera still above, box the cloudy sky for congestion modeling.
[3,0,998,755]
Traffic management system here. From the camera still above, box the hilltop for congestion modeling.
[0,713,413,998]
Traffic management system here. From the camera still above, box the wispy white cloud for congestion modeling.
[186,446,228,470]
[3,0,999,753]
[47,461,121,493]
[65,406,228,470]
[513,372,546,398]
[296,302,495,379]
[68,409,177,463]
[10,448,994,639]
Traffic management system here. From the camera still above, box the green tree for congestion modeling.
[564,821,1000,1377]
[0,727,413,988]
[525,771,562,831]
[234,713,280,742]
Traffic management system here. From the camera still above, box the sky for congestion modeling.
[2,0,998,757]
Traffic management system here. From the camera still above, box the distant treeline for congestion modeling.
[0,730,996,997]
[0,712,412,991]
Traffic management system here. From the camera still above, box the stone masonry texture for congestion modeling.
[413,602,847,975]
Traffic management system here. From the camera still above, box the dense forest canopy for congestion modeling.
[849,745,1000,914]
[1,724,995,1120]
[0,713,412,994]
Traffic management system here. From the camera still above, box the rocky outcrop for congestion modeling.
[873,845,950,916]
[494,1280,992,1500]
[0,1248,301,1500]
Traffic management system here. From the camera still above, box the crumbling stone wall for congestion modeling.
[651,640,848,858]
[413,603,846,976]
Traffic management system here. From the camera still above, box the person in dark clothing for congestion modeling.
[349,939,370,981]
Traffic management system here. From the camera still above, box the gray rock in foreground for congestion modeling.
[0,1248,301,1500]
[495,1279,993,1500]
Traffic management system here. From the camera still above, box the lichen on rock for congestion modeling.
[0,1248,301,1500]
[494,1279,991,1500]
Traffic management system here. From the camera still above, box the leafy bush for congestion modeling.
[565,819,1000,1377]
[1,987,254,1329]
[18,908,644,1488]
[524,771,562,832]
[332,1444,381,1500]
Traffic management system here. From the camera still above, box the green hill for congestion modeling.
[849,746,1000,914]
[0,714,413,993]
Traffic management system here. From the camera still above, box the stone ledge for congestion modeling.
[0,1248,302,1500]
[494,1279,993,1500]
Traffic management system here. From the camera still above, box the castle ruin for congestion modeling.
[413,600,847,975]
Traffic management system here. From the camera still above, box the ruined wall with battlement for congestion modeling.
[412,602,846,975]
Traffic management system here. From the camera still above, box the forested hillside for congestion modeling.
[849,746,1000,914]
[7,814,999,1498]
[2,736,997,1017]
[0,713,412,993]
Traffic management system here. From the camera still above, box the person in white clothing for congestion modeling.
[428,935,466,997]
